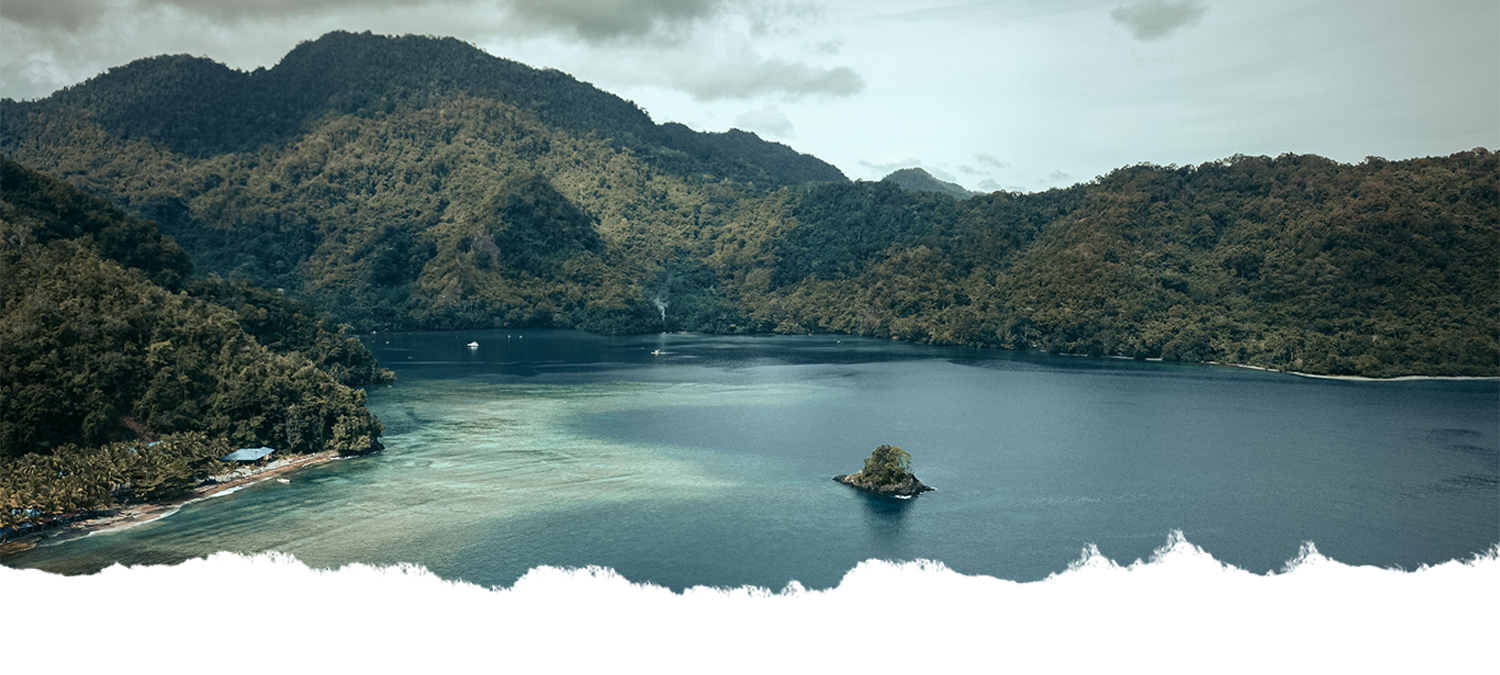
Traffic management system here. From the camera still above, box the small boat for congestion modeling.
[277,478,290,484]
[467,341,479,348]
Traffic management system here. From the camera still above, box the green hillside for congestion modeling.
[2,32,1494,378]
[1,160,389,526]
[755,154,1498,376]
[882,167,980,199]
[2,31,844,184]
[1,32,850,334]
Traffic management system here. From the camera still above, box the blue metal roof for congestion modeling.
[220,446,275,461]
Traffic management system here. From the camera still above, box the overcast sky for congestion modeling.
[2,0,1496,191]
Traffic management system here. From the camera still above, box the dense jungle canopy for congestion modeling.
[0,160,389,526]
[3,30,1495,382]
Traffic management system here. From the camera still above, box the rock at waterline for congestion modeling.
[833,472,932,497]
[834,444,933,497]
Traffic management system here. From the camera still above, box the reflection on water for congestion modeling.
[855,491,913,542]
[5,329,1497,591]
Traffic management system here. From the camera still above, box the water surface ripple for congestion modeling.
[7,329,1497,590]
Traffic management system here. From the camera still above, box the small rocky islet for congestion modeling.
[833,445,933,497]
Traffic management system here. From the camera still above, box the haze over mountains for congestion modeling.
[3,31,1496,378]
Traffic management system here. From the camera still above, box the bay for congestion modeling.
[5,329,1497,591]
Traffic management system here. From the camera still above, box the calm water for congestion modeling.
[6,330,1498,590]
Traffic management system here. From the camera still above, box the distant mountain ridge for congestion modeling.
[4,31,845,187]
[881,167,981,198]
[1,31,1494,378]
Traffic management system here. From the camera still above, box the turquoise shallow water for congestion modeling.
[6,329,1498,590]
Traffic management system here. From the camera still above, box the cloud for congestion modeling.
[677,57,863,100]
[854,159,970,186]
[143,0,420,21]
[488,1,859,102]
[0,0,436,31]
[1110,0,1206,41]
[1,0,734,42]
[924,165,961,183]
[740,0,822,38]
[0,0,859,104]
[0,0,111,31]
[960,155,1009,178]
[858,157,924,177]
[975,153,1009,169]
[580,4,860,102]
[501,0,729,43]
[733,105,794,137]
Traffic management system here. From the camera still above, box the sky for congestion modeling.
[2,0,1496,191]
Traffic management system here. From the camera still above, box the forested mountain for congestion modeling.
[882,167,980,199]
[0,31,844,185]
[2,32,1495,378]
[1,160,389,526]
[0,31,847,332]
[758,154,1497,377]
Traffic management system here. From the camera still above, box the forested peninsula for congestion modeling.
[1,160,390,530]
[3,30,1496,379]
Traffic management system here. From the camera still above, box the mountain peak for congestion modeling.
[14,31,845,186]
[881,167,979,199]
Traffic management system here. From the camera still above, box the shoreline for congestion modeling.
[0,450,341,557]
[1211,361,1500,382]
[833,473,933,498]
[361,329,1499,382]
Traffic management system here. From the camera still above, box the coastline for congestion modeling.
[366,328,1497,382]
[0,450,341,557]
[1211,361,1500,382]
[833,473,933,497]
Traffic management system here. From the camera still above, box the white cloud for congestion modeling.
[1110,0,1206,41]
[923,165,962,183]
[676,58,863,100]
[810,39,842,55]
[0,0,864,105]
[975,153,1009,170]
[1,0,113,31]
[857,157,923,178]
[733,105,795,137]
[2,1,1494,189]
[500,0,729,43]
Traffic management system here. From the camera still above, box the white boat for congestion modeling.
[467,341,479,348]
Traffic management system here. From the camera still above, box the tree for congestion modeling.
[858,445,913,485]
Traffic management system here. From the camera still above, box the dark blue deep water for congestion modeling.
[7,330,1498,590]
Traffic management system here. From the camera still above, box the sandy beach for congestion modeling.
[1210,361,1499,382]
[0,450,341,556]
[1281,371,1500,382]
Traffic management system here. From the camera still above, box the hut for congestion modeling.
[220,446,275,463]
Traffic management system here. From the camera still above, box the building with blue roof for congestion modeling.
[219,446,275,462]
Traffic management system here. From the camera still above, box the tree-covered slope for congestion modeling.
[0,33,841,333]
[3,31,844,186]
[2,32,1494,378]
[747,152,1498,376]
[1,160,389,525]
[882,167,980,199]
